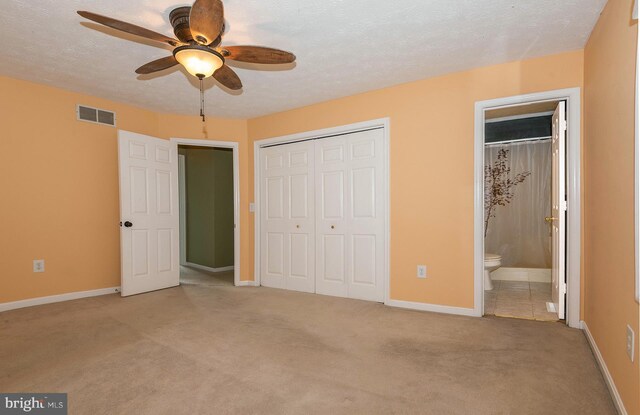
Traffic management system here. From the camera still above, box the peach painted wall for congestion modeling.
[584,0,640,413]
[248,50,584,309]
[0,76,248,303]
[0,51,586,309]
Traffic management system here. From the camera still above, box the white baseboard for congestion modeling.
[385,299,479,317]
[184,262,234,273]
[0,287,120,313]
[235,280,258,287]
[491,267,551,283]
[581,321,628,415]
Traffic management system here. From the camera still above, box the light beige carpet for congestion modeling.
[0,285,616,414]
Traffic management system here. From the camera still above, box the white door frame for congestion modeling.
[178,154,187,266]
[253,118,391,301]
[171,138,241,287]
[474,87,581,328]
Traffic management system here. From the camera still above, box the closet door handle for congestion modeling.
[330,225,335,229]
[544,217,556,223]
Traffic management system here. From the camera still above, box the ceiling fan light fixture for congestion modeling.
[173,45,224,79]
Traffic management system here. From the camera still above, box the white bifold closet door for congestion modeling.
[315,129,385,302]
[260,140,316,293]
[260,128,385,302]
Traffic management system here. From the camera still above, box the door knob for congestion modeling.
[544,217,556,223]
[296,225,300,229]
[331,225,335,229]
[124,221,133,228]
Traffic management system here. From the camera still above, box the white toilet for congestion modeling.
[484,253,502,290]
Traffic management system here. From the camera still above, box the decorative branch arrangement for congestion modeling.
[484,148,531,237]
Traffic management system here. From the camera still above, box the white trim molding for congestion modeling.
[184,262,234,273]
[385,299,477,317]
[485,111,555,124]
[178,154,187,266]
[0,287,120,313]
[581,321,628,415]
[253,118,391,300]
[489,267,551,283]
[170,138,241,287]
[474,88,582,327]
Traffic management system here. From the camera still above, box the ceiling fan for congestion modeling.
[77,0,296,118]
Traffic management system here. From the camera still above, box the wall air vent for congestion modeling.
[76,105,116,127]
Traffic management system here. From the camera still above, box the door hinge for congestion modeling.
[558,281,567,295]
[561,120,568,131]
[561,200,568,211]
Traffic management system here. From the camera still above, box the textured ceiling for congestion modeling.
[0,0,606,118]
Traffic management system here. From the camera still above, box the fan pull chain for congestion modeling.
[199,76,206,123]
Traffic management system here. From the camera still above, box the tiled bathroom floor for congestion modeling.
[484,281,559,321]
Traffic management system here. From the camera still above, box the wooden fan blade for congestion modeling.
[77,11,181,46]
[135,56,179,74]
[224,46,296,64]
[189,0,224,45]
[214,65,242,90]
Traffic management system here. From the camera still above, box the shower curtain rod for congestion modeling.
[484,135,551,147]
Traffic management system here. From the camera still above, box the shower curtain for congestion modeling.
[484,140,552,268]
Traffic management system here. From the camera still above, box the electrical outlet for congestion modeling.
[627,325,635,362]
[417,265,427,279]
[33,259,45,273]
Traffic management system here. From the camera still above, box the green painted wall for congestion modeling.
[179,146,234,269]
[213,149,234,267]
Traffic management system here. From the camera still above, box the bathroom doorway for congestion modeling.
[483,101,560,321]
[474,88,581,328]
[176,141,239,287]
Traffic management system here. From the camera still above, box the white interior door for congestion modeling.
[315,129,385,302]
[260,141,315,293]
[314,134,349,298]
[550,102,567,318]
[118,130,180,296]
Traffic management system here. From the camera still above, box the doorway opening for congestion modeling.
[117,132,241,297]
[483,101,563,321]
[175,140,240,287]
[474,88,581,328]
